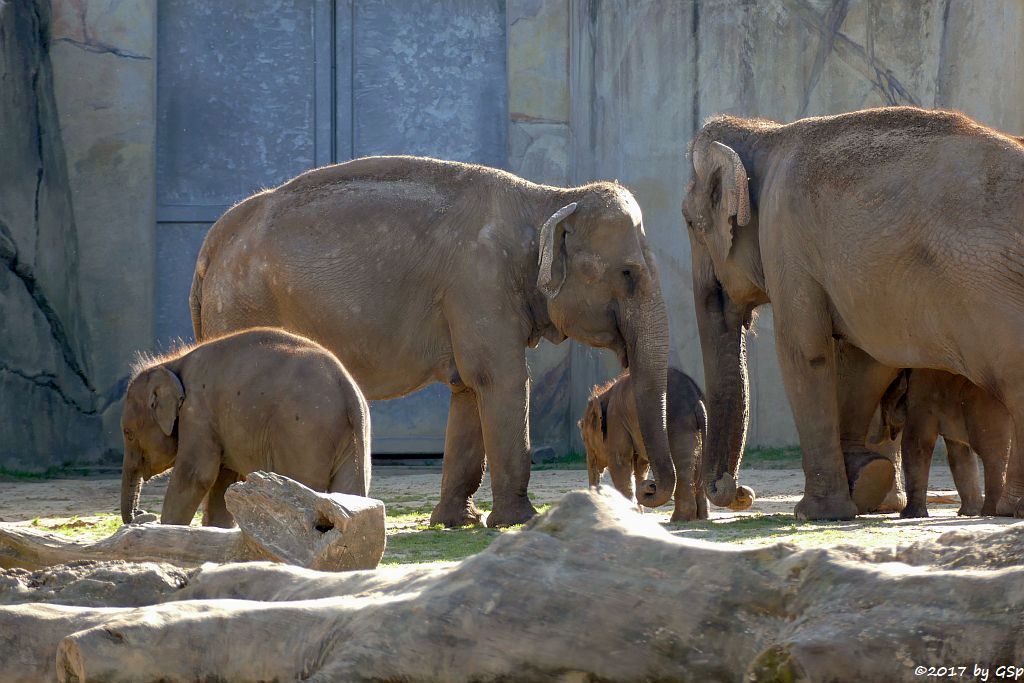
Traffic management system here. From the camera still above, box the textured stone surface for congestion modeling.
[225,471,386,572]
[3,489,1024,681]
[49,0,155,446]
[567,0,1024,447]
[8,0,1024,470]
[0,0,103,470]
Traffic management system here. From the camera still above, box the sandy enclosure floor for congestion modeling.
[0,464,1017,551]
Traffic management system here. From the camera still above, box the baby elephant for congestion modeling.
[120,328,371,527]
[876,369,1010,517]
[580,368,723,522]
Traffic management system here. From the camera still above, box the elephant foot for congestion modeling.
[980,499,998,516]
[957,500,983,516]
[429,498,486,528]
[669,500,699,523]
[486,497,537,528]
[899,504,929,519]
[994,492,1024,518]
[850,458,895,515]
[794,492,857,521]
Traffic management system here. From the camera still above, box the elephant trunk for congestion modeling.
[120,445,143,524]
[620,270,675,509]
[694,257,750,508]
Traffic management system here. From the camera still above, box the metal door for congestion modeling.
[156,0,507,453]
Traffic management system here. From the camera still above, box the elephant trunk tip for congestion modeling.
[706,472,738,508]
[638,478,673,508]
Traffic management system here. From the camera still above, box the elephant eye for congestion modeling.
[621,268,637,295]
[123,428,135,441]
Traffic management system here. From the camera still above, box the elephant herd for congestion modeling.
[120,105,1024,530]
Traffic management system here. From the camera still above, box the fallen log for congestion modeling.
[0,472,385,572]
[2,489,1023,682]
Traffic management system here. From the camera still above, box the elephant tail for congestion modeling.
[337,375,372,497]
[189,258,206,342]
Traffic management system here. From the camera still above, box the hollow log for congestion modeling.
[2,489,1024,682]
[0,472,385,572]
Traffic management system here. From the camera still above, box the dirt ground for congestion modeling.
[1,462,1018,554]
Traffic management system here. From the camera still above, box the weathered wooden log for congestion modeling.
[0,472,385,572]
[0,523,250,571]
[2,489,1024,682]
[225,470,386,571]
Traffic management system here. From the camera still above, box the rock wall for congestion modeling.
[0,0,103,470]
[48,0,156,453]
[4,0,1023,468]
[549,0,1024,447]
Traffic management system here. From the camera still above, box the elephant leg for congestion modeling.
[835,344,899,514]
[945,440,983,516]
[607,454,637,505]
[201,466,239,528]
[430,388,486,528]
[965,403,1011,516]
[899,416,938,518]
[995,388,1024,517]
[772,291,857,521]
[161,431,222,526]
[476,363,537,528]
[669,430,700,522]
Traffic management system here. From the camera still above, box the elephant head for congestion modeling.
[682,138,765,508]
[579,391,611,470]
[870,371,909,447]
[538,184,675,508]
[120,364,184,523]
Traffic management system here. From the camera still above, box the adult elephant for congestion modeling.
[190,156,674,527]
[682,107,1024,520]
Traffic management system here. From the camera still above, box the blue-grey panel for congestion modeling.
[156,0,320,206]
[155,223,209,348]
[351,0,508,166]
[369,385,449,454]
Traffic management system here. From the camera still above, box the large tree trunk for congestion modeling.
[3,488,1024,682]
[0,472,386,572]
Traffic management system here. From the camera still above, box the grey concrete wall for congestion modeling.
[49,0,157,457]
[0,0,103,470]
[561,0,1024,448]
[5,0,1024,469]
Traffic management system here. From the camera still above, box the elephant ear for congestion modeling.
[148,366,185,437]
[537,202,578,299]
[693,141,750,261]
[873,371,909,444]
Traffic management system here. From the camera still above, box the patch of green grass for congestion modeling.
[533,451,587,471]
[31,511,205,541]
[381,504,552,564]
[383,526,505,565]
[0,463,84,480]
[667,512,900,548]
[742,447,802,469]
[32,514,123,541]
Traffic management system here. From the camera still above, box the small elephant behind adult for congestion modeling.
[578,368,754,522]
[875,369,1010,517]
[120,328,372,528]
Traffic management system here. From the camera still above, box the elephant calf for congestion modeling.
[120,328,371,527]
[578,368,753,521]
[876,370,1010,517]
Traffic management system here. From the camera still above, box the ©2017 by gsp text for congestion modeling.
[915,665,1024,680]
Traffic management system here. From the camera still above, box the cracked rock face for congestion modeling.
[0,0,103,470]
